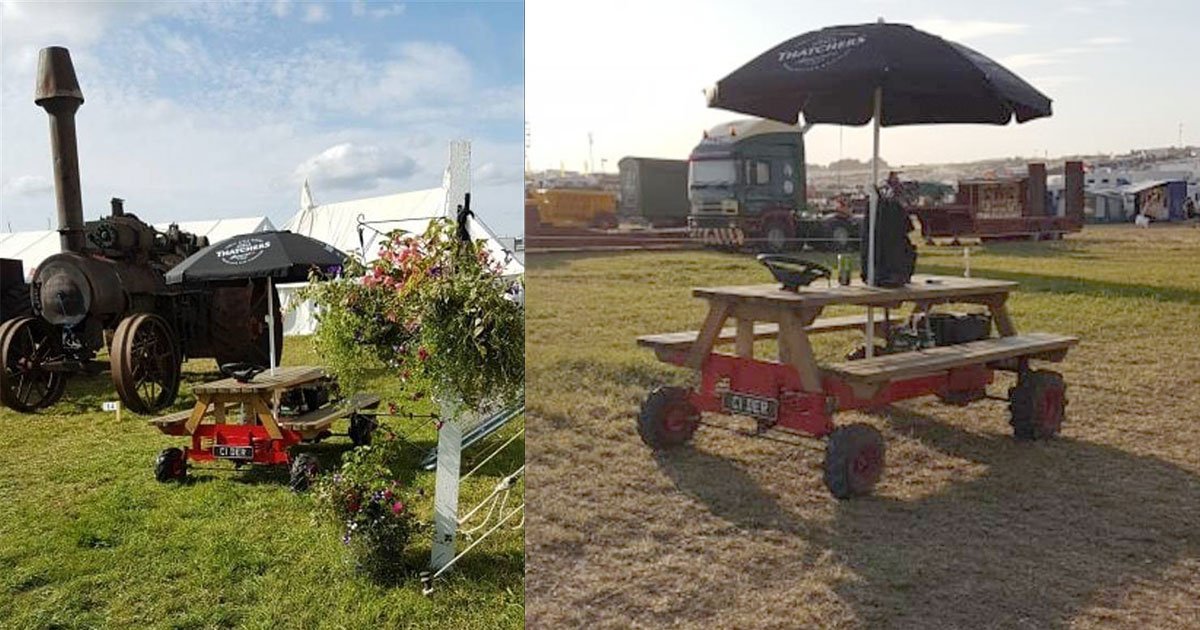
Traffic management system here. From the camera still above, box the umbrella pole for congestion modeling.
[268,276,277,376]
[866,86,882,359]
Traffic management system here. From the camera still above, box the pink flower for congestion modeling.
[391,501,405,515]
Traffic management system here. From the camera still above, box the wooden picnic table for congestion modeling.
[639,274,1075,396]
[151,365,379,439]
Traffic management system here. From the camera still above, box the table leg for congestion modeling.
[686,301,732,370]
[184,398,210,435]
[985,294,1018,337]
[779,308,823,393]
[253,396,284,440]
[735,318,755,358]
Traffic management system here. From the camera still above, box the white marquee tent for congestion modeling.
[277,141,523,336]
[155,216,275,244]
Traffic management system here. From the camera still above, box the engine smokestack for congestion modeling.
[34,46,86,253]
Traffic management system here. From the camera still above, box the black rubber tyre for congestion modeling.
[1009,369,1067,440]
[818,221,853,252]
[348,413,376,447]
[763,222,791,253]
[637,386,700,449]
[289,453,319,492]
[823,423,886,499]
[154,447,187,483]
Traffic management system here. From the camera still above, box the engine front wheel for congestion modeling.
[0,317,68,412]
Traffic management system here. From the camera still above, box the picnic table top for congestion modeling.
[191,366,327,396]
[693,274,1016,309]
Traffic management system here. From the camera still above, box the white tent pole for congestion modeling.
[865,85,882,359]
[268,275,277,375]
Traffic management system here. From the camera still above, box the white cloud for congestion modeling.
[293,143,417,189]
[475,162,514,185]
[1086,36,1127,46]
[3,175,53,196]
[914,18,1028,41]
[302,3,329,23]
[351,1,405,19]
[272,0,293,18]
[0,3,524,237]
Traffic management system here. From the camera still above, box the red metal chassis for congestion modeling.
[184,423,303,466]
[683,352,993,438]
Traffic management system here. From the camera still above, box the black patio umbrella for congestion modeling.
[706,19,1051,355]
[167,230,345,373]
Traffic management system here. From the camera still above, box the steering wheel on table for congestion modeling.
[220,362,267,384]
[756,254,832,292]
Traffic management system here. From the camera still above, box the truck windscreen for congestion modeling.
[689,159,736,188]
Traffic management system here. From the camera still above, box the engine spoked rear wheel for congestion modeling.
[0,316,68,412]
[111,313,181,414]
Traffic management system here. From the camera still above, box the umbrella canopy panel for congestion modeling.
[166,230,345,285]
[708,22,1051,126]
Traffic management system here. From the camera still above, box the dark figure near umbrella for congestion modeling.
[456,193,474,244]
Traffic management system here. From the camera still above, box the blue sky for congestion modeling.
[528,0,1199,172]
[1,1,524,236]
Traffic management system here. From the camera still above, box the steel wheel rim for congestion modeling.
[1,319,64,409]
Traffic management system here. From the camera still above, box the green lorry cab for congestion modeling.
[687,119,859,252]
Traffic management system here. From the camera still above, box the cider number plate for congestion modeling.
[212,445,254,460]
[721,392,778,421]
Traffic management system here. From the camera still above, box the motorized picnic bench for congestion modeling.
[149,365,380,490]
[636,273,1078,498]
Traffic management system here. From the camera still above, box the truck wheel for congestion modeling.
[823,423,885,499]
[1009,370,1067,440]
[828,222,852,252]
[764,222,791,253]
[637,386,699,449]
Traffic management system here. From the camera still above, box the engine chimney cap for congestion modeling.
[34,46,84,106]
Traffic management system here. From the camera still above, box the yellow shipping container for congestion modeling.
[533,189,617,227]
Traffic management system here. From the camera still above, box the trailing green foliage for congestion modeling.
[302,218,524,407]
[312,437,424,583]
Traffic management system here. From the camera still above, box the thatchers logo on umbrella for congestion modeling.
[216,238,271,265]
[778,33,865,72]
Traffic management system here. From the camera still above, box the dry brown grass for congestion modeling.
[524,224,1200,629]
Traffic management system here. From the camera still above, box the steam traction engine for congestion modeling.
[0,47,280,415]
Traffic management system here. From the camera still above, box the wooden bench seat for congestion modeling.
[149,409,193,428]
[637,312,906,354]
[277,393,381,432]
[824,333,1078,383]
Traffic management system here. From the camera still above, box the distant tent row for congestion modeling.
[2,142,523,338]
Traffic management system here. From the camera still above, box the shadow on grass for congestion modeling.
[918,263,1200,304]
[654,446,805,535]
[656,406,1200,628]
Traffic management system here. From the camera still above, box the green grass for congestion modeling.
[524,224,1200,629]
[0,337,523,629]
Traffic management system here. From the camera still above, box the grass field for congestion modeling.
[0,337,524,629]
[525,224,1200,629]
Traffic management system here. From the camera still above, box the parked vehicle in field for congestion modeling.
[617,157,690,227]
[687,119,860,252]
